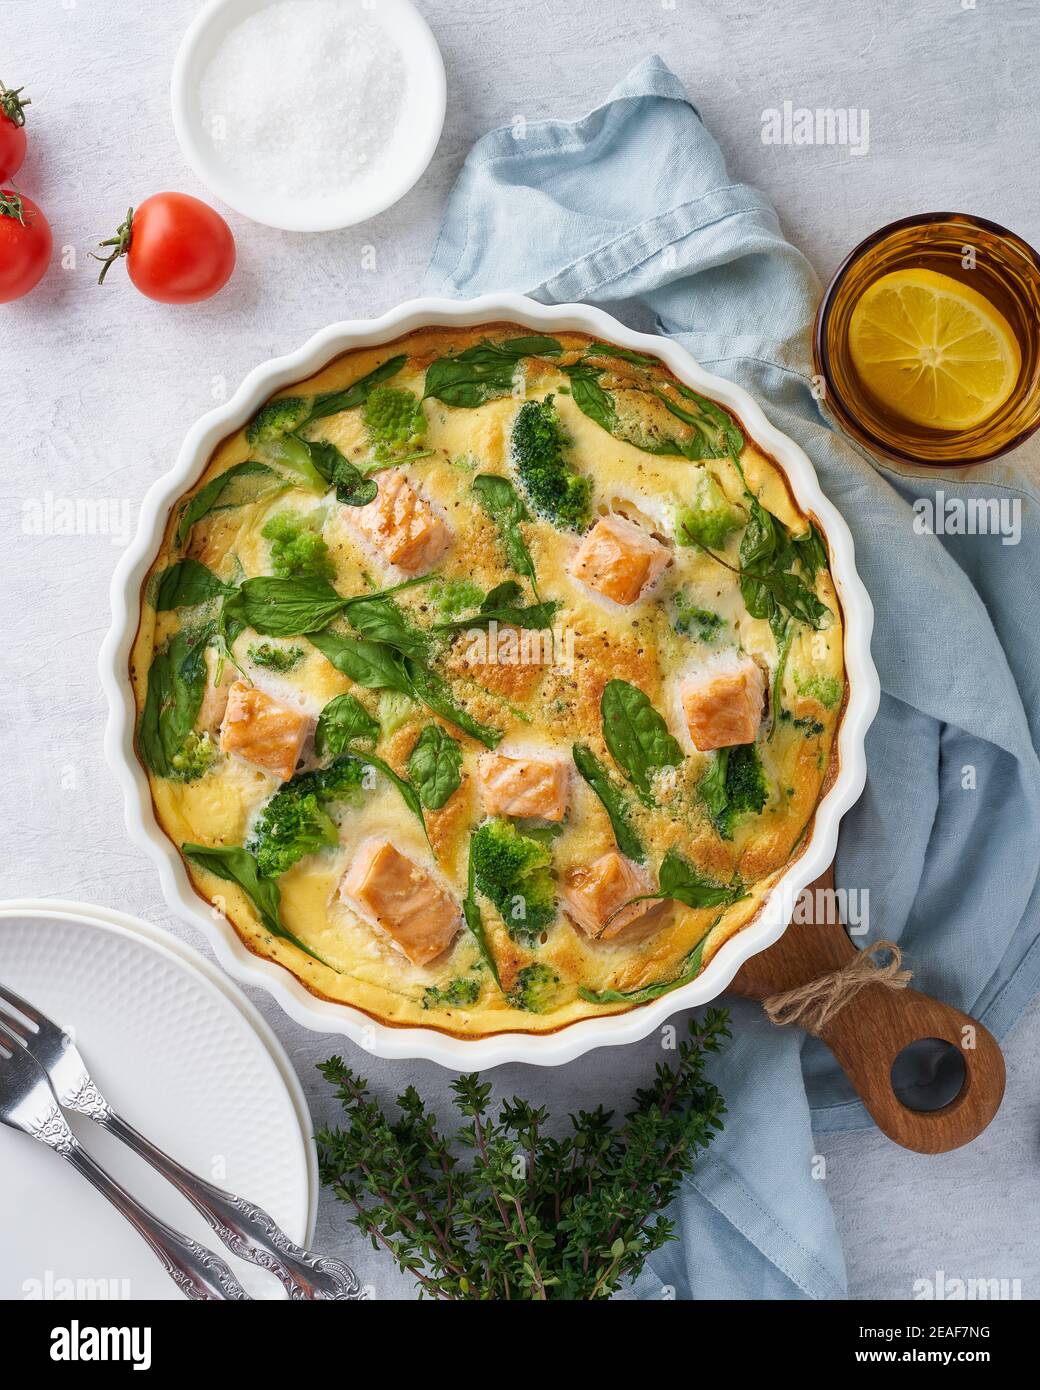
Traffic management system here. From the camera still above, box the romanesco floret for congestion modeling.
[675,469,743,549]
[261,510,335,581]
[510,396,592,532]
[506,963,561,1013]
[168,730,219,782]
[246,397,310,444]
[471,818,556,947]
[362,387,427,462]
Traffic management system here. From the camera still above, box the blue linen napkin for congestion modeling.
[422,57,1040,1299]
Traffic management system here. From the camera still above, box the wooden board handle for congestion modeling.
[730,867,1005,1154]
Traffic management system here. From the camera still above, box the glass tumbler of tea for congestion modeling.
[813,213,1040,466]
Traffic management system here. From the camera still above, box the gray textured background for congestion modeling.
[1,0,1037,1301]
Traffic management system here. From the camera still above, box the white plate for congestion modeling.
[171,0,447,231]
[100,294,880,1069]
[0,900,316,1301]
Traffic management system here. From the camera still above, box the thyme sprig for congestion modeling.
[315,1010,730,1300]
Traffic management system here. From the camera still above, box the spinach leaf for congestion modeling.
[308,630,414,693]
[657,383,745,460]
[175,461,279,548]
[471,473,540,593]
[697,748,731,831]
[434,580,557,633]
[657,848,743,909]
[407,725,463,810]
[600,679,683,805]
[305,355,408,424]
[346,594,429,658]
[153,559,232,611]
[137,629,208,777]
[423,336,562,408]
[181,842,329,966]
[405,662,503,749]
[579,938,708,1005]
[586,343,659,368]
[572,743,645,863]
[562,364,617,433]
[222,576,348,636]
[314,693,381,757]
[307,440,377,507]
[736,498,828,635]
[462,845,501,988]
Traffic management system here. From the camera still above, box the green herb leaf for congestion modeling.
[471,473,540,593]
[308,630,414,693]
[580,938,709,1005]
[175,461,279,548]
[462,848,500,987]
[434,579,558,633]
[307,439,378,507]
[223,575,347,636]
[423,336,562,408]
[600,680,683,805]
[405,662,503,749]
[345,593,429,659]
[137,629,210,778]
[407,725,463,810]
[153,560,232,611]
[314,694,381,757]
[358,752,431,847]
[181,842,330,966]
[572,743,645,863]
[305,355,408,424]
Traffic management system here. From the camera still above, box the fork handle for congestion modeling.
[101,1111,363,1300]
[62,1143,251,1300]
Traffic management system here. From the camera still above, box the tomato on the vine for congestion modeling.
[0,80,30,184]
[95,193,236,304]
[0,191,51,302]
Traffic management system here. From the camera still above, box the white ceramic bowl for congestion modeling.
[100,294,880,1069]
[170,0,447,232]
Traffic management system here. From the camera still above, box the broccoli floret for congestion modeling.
[247,790,338,879]
[363,387,427,462]
[248,642,305,672]
[168,731,219,782]
[795,672,843,710]
[507,963,561,1013]
[246,396,310,444]
[422,977,480,1010]
[261,510,335,581]
[246,757,366,877]
[377,689,418,737]
[471,818,556,947]
[672,592,726,642]
[430,578,484,617]
[510,396,592,532]
[675,469,743,549]
[700,743,769,840]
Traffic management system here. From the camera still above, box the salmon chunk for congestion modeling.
[571,514,670,605]
[476,752,569,822]
[351,469,452,574]
[219,681,309,782]
[681,655,765,751]
[561,851,668,941]
[339,838,461,967]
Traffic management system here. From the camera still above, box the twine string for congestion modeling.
[762,940,912,1035]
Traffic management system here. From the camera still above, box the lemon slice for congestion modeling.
[848,267,1021,430]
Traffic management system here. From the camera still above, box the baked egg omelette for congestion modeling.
[131,325,845,1035]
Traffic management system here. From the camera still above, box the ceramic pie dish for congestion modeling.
[100,294,879,1067]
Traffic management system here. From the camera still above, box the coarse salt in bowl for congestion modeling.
[171,0,446,232]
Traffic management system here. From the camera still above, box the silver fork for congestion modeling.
[0,1020,250,1300]
[0,982,362,1300]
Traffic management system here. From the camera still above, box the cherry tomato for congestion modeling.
[0,191,51,302]
[96,193,235,304]
[0,82,30,184]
